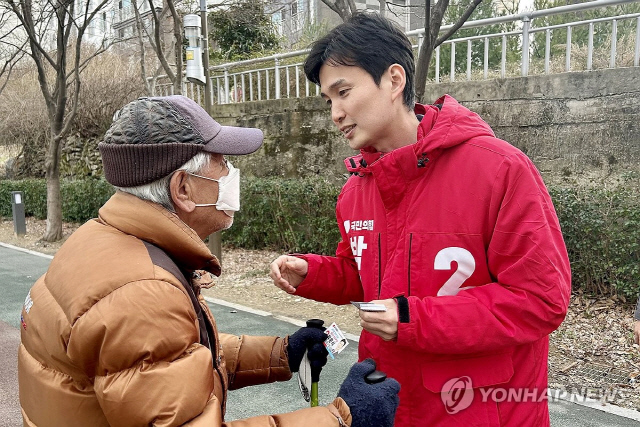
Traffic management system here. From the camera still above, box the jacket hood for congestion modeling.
[345,94,495,174]
[98,191,221,275]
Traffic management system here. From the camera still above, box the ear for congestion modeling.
[387,64,407,102]
[170,170,196,213]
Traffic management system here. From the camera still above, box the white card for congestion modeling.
[351,301,388,312]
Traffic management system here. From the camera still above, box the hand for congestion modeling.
[287,326,328,381]
[270,255,308,294]
[338,359,400,427]
[634,321,640,345]
[359,299,398,341]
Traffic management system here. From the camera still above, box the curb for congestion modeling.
[0,242,54,259]
[204,296,362,342]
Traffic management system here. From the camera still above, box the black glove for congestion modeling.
[286,326,328,381]
[338,359,400,427]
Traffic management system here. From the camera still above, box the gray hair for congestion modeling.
[115,152,211,211]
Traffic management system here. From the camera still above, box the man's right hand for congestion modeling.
[634,321,640,345]
[338,359,400,427]
[269,255,308,294]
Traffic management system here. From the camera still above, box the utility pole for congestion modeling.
[200,0,212,113]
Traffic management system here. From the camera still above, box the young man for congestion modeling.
[270,13,571,426]
[18,96,400,426]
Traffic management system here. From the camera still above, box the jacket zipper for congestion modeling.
[408,233,413,296]
[377,233,381,298]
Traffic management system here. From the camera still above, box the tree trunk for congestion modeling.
[172,12,183,95]
[415,39,434,104]
[415,0,433,104]
[42,133,63,242]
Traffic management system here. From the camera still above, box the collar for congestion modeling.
[98,192,221,276]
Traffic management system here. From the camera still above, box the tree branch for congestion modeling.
[130,0,152,94]
[7,0,57,69]
[148,0,175,82]
[320,0,342,19]
[0,42,26,95]
[61,0,112,138]
[435,0,483,47]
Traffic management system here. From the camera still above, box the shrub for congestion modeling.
[222,177,341,254]
[550,177,640,299]
[0,179,48,219]
[0,178,114,222]
[60,179,116,222]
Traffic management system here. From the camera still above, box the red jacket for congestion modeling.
[295,95,571,426]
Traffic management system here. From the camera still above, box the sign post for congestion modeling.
[11,191,26,236]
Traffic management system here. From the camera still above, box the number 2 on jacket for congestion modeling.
[435,247,475,296]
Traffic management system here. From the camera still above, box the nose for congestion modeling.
[331,102,345,125]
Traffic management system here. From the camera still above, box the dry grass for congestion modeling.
[0,144,20,176]
[0,46,144,147]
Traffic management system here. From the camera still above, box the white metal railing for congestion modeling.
[159,0,640,105]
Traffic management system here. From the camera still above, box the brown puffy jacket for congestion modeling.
[18,192,351,426]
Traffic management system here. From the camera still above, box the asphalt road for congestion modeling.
[1,242,639,426]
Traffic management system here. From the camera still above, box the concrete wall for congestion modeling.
[424,67,640,182]
[211,67,640,184]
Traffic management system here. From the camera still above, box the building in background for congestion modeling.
[111,0,159,42]
[268,0,426,48]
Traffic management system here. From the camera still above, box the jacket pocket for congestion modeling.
[421,352,514,393]
[421,353,513,426]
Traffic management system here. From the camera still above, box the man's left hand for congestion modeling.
[359,299,398,341]
[287,326,328,374]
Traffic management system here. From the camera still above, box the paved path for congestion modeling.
[1,243,639,426]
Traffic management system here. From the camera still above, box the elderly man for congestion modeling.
[18,96,399,427]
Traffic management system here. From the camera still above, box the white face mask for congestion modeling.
[187,161,240,217]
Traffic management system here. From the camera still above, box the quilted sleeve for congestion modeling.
[219,333,292,390]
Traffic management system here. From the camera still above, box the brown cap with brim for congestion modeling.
[99,95,263,187]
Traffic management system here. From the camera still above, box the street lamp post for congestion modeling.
[184,7,222,261]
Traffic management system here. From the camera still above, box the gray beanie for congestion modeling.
[98,95,263,187]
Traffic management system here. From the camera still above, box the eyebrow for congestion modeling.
[320,78,346,98]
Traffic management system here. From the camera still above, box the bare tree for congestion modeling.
[130,0,161,94]
[4,0,112,241]
[414,0,483,102]
[0,7,27,96]
[129,0,183,95]
[320,0,358,22]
